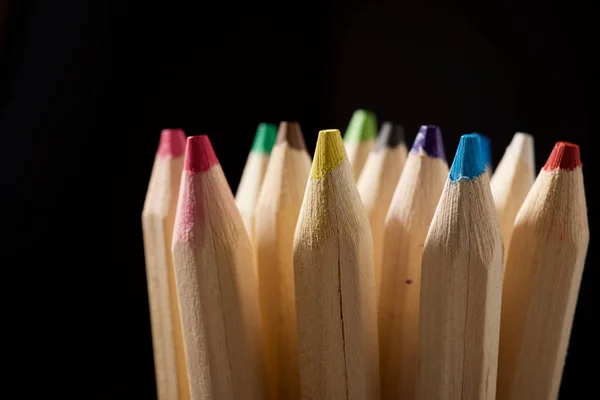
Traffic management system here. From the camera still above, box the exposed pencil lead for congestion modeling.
[343,109,377,144]
[311,129,346,180]
[471,133,492,168]
[410,125,446,161]
[157,128,186,158]
[184,135,219,173]
[375,122,405,151]
[449,134,486,182]
[276,121,307,151]
[543,141,582,171]
[251,123,278,154]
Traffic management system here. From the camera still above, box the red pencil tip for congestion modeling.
[157,129,186,158]
[543,141,582,171]
[184,135,219,173]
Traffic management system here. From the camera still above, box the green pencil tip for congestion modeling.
[343,109,377,144]
[251,123,278,154]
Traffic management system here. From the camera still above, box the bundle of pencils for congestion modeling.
[142,113,588,400]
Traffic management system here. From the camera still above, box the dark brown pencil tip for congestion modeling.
[276,121,307,151]
[375,122,405,151]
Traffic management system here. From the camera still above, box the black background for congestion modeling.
[0,0,594,398]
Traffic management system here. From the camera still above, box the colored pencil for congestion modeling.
[497,142,589,400]
[254,122,311,400]
[236,123,277,248]
[471,132,492,174]
[417,134,503,400]
[141,129,190,400]
[490,132,535,264]
[378,125,448,399]
[343,109,378,181]
[357,121,408,294]
[172,136,266,400]
[293,129,380,399]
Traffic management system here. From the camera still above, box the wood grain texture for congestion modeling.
[417,140,503,400]
[490,132,535,265]
[172,137,266,400]
[236,152,271,251]
[254,122,311,399]
[293,130,380,399]
[142,134,190,400]
[378,151,448,399]
[357,142,407,295]
[497,145,588,400]
[345,141,375,181]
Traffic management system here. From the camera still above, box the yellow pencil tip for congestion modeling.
[311,129,346,180]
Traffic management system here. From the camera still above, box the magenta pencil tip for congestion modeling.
[184,135,219,173]
[157,129,186,158]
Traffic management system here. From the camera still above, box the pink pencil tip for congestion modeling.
[543,141,582,171]
[157,129,186,158]
[184,135,219,173]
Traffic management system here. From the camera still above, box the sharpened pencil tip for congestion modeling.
[511,132,535,169]
[157,129,186,158]
[251,123,278,154]
[276,121,307,151]
[184,135,219,173]
[449,134,487,182]
[543,141,582,171]
[411,125,446,161]
[343,109,377,144]
[311,129,346,180]
[375,122,405,151]
[470,133,492,168]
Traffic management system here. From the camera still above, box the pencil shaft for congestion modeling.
[142,149,190,400]
[418,178,503,399]
[294,130,380,399]
[236,152,270,245]
[378,153,447,399]
[173,138,266,400]
[358,144,407,293]
[498,163,588,400]
[417,135,503,400]
[255,139,310,399]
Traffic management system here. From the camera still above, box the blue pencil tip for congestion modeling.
[470,133,492,168]
[449,134,487,182]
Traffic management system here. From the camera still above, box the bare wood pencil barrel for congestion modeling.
[236,123,277,249]
[357,121,407,295]
[497,142,589,400]
[417,134,503,400]
[293,129,380,399]
[378,125,448,399]
[254,122,311,399]
[172,136,266,400]
[142,129,190,400]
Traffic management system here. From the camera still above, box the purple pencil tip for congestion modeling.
[410,125,446,161]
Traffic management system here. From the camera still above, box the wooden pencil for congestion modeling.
[378,125,448,399]
[293,129,380,399]
[172,136,266,400]
[417,134,503,400]
[343,109,378,181]
[357,121,408,294]
[489,132,535,264]
[254,121,311,400]
[141,129,190,400]
[235,123,277,248]
[497,142,589,400]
